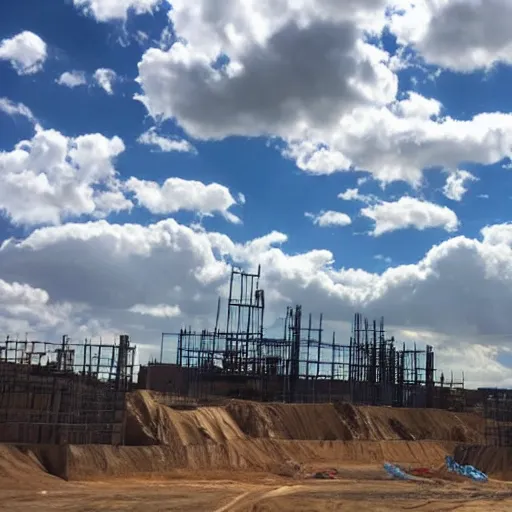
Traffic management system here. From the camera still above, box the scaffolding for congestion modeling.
[482,389,512,447]
[153,266,464,407]
[0,335,135,445]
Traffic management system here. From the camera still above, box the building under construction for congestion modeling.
[0,335,135,445]
[142,267,465,409]
[481,388,512,447]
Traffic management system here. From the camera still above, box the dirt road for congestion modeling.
[1,466,511,512]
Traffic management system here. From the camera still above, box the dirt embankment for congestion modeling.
[0,391,487,483]
[126,391,484,446]
[224,399,483,443]
[66,390,476,481]
[0,445,62,489]
[454,445,512,480]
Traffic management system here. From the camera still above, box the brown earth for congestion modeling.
[126,390,485,445]
[454,445,512,480]
[0,390,508,511]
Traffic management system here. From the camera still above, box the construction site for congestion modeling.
[1,266,512,511]
[146,267,465,410]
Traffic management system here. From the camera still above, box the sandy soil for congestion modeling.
[1,465,512,512]
[0,393,505,510]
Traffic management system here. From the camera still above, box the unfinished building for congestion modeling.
[481,388,512,446]
[0,335,135,445]
[141,266,465,409]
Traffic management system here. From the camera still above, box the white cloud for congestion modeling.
[134,31,149,46]
[338,188,376,204]
[93,68,117,95]
[374,254,392,264]
[389,0,512,72]
[134,4,512,186]
[125,177,241,223]
[391,91,442,120]
[0,97,36,124]
[0,126,131,226]
[56,70,87,88]
[0,277,82,336]
[2,219,512,385]
[285,107,512,185]
[73,0,162,21]
[481,223,512,247]
[136,1,397,140]
[0,31,47,75]
[443,169,478,201]
[0,278,49,306]
[305,211,351,227]
[93,190,133,218]
[129,303,181,318]
[361,197,459,236]
[137,128,195,153]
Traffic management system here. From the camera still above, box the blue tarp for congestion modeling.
[383,462,410,480]
[445,456,488,482]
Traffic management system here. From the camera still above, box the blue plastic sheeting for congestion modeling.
[383,462,410,480]
[445,456,488,482]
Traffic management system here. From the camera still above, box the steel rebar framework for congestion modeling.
[483,389,512,447]
[157,266,464,406]
[0,335,135,445]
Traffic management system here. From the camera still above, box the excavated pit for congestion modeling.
[0,390,489,482]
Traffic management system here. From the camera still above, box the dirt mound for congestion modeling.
[356,405,483,442]
[222,397,484,443]
[225,401,354,440]
[0,445,60,488]
[126,391,484,447]
[126,390,246,446]
[454,445,512,480]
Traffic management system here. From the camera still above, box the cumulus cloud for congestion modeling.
[338,188,376,204]
[0,126,131,225]
[0,277,82,336]
[391,91,442,120]
[56,70,87,88]
[125,177,241,223]
[285,107,512,184]
[443,169,478,201]
[136,1,397,140]
[137,127,195,153]
[93,68,117,95]
[73,0,162,21]
[389,0,512,72]
[0,31,47,75]
[305,211,351,227]
[0,97,37,124]
[361,197,459,236]
[134,3,512,186]
[2,218,512,385]
[481,223,512,247]
[0,278,49,306]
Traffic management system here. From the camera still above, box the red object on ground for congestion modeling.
[409,467,432,476]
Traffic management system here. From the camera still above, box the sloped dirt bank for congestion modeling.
[454,444,512,480]
[66,439,455,480]
[126,391,485,446]
[0,391,486,484]
[0,445,63,488]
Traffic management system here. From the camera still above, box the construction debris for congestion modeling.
[446,456,488,482]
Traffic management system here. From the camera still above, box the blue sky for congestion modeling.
[2,0,512,387]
